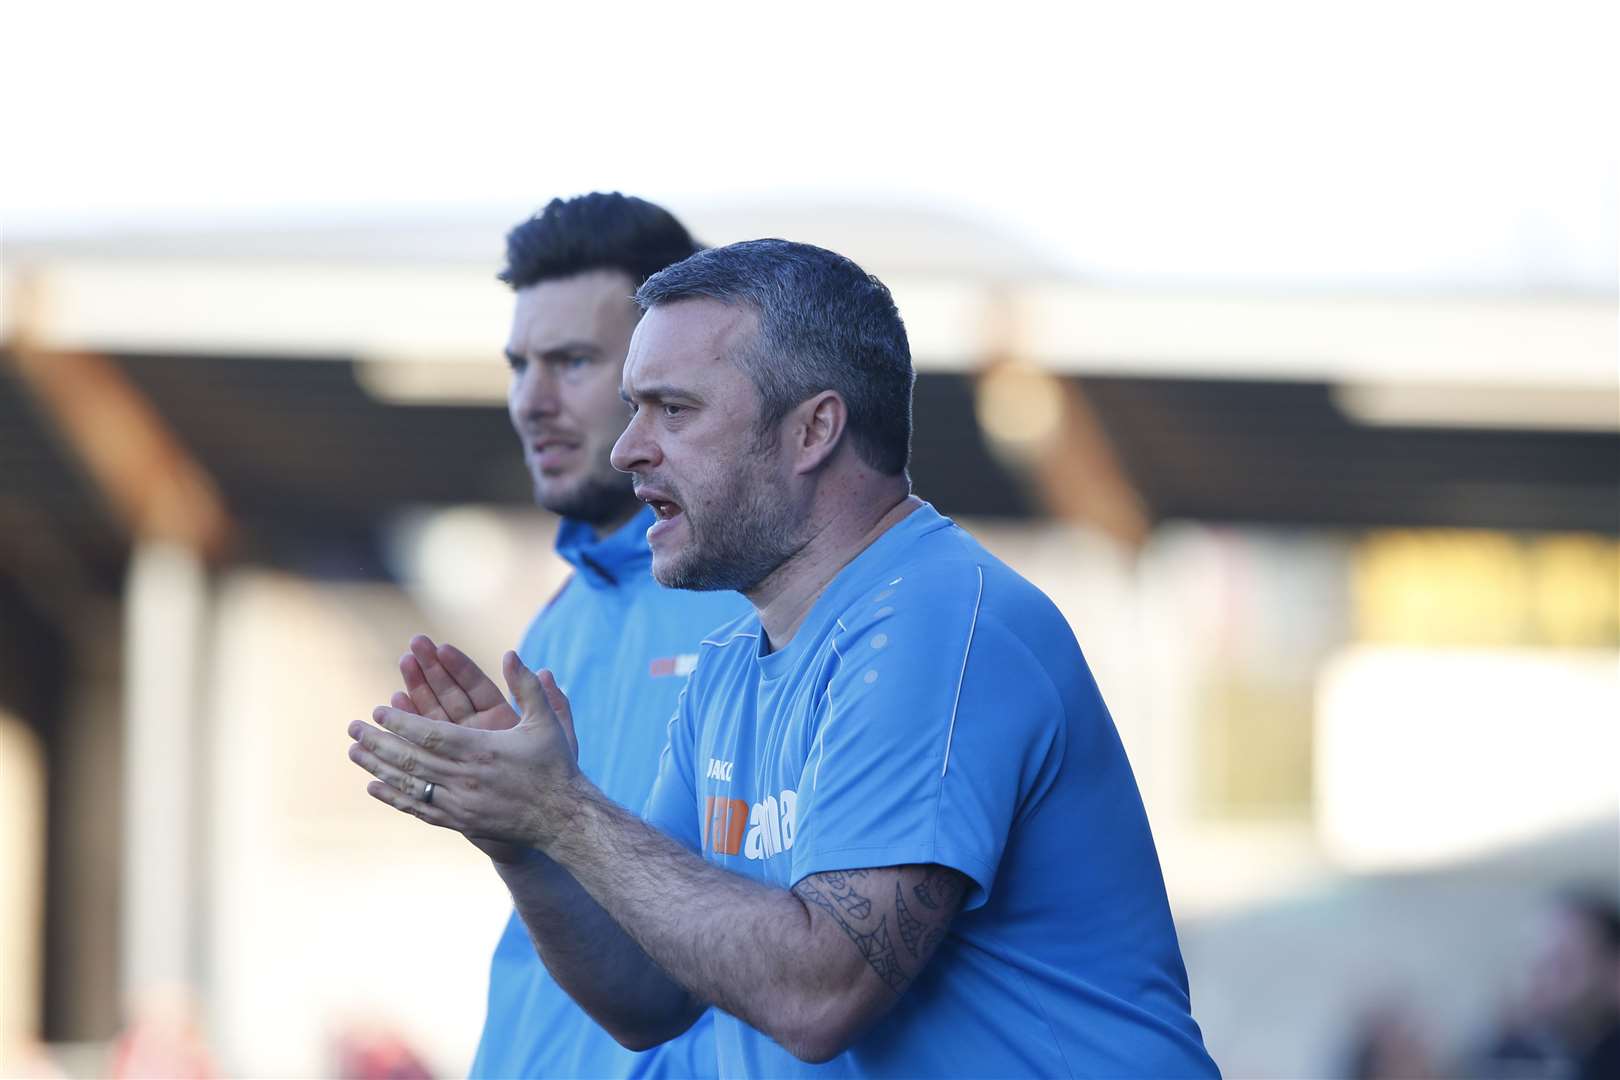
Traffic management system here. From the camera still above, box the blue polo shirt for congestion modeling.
[471,506,748,1079]
[644,503,1218,1078]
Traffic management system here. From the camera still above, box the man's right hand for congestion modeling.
[395,634,521,731]
[392,634,529,863]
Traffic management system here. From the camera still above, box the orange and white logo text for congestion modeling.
[703,787,797,860]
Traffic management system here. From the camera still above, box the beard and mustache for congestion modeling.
[535,465,639,530]
[538,433,804,596]
[645,448,805,595]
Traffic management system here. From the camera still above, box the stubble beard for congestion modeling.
[654,455,803,594]
[534,460,640,532]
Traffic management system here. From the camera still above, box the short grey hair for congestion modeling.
[634,238,914,476]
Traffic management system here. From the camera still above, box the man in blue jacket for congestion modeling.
[394,193,745,1078]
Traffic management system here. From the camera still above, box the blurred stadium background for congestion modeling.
[1,3,1616,1077]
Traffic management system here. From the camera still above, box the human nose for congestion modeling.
[609,408,659,475]
[510,362,561,419]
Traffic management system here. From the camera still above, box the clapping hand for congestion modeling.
[349,640,581,864]
[393,634,521,731]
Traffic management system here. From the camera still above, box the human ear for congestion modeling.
[792,391,846,474]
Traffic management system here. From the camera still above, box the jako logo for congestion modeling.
[706,758,734,782]
[703,788,797,860]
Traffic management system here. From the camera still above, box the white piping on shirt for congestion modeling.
[665,630,757,780]
[655,683,689,778]
[809,631,846,793]
[701,629,760,649]
[940,566,985,778]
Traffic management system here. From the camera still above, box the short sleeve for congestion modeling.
[640,678,702,853]
[788,565,1064,910]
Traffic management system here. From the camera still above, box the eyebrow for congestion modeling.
[620,382,703,406]
[504,341,602,364]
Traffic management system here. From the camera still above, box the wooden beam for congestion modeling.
[975,291,1151,550]
[1038,376,1152,550]
[5,275,234,560]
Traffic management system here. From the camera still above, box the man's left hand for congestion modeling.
[347,651,583,855]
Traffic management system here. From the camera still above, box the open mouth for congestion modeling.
[637,486,684,522]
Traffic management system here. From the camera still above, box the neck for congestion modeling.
[747,487,921,651]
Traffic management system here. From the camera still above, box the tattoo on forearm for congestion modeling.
[912,866,953,910]
[860,917,907,990]
[795,875,905,991]
[894,882,925,957]
[819,871,873,919]
[794,864,966,995]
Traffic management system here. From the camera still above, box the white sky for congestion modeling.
[2,0,1615,291]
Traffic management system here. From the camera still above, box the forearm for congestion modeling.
[347,665,942,1060]
[493,846,702,1049]
[546,784,859,1061]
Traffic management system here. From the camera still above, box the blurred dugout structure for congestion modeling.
[1,205,1616,1077]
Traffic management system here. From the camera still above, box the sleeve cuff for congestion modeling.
[789,841,999,912]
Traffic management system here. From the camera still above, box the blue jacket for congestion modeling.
[470,506,748,1079]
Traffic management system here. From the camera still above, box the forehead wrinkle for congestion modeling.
[620,299,755,402]
[510,271,639,352]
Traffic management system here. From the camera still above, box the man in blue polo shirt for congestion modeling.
[352,240,1219,1077]
[392,194,744,1078]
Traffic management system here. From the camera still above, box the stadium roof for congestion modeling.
[2,207,1615,617]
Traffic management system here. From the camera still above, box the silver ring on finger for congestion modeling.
[423,781,436,805]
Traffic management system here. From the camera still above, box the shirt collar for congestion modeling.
[554,505,655,588]
[755,500,951,675]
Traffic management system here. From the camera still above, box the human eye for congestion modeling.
[504,352,526,373]
[661,403,686,418]
[544,354,593,378]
